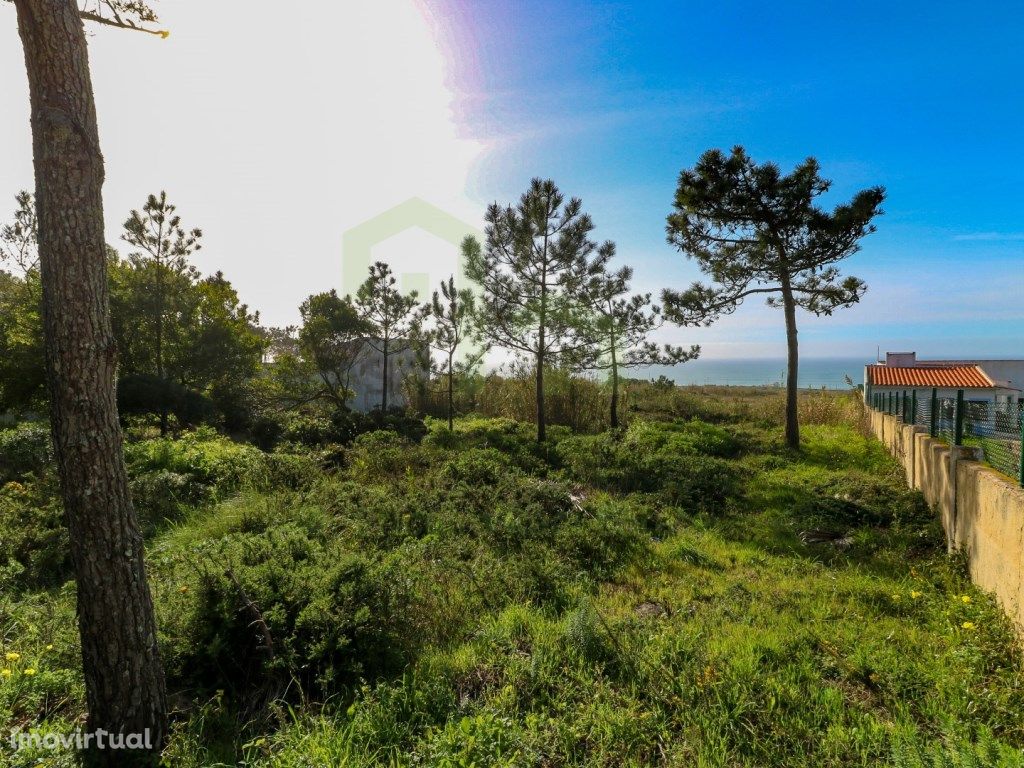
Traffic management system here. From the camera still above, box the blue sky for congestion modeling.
[0,0,1019,360]
[444,0,1024,359]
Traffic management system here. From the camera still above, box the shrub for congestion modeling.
[0,422,51,482]
[130,470,211,533]
[160,524,412,700]
[117,373,217,427]
[0,478,69,589]
[124,427,269,499]
[558,419,743,512]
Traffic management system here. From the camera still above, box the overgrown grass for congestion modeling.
[1,390,1022,767]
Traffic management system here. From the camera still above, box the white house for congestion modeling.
[346,343,424,412]
[864,352,1022,407]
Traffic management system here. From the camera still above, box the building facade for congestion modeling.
[864,352,1022,407]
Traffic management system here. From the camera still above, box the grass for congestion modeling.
[219,424,1021,767]
[2,392,1023,766]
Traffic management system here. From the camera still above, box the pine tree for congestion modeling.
[423,273,480,430]
[465,179,610,441]
[663,147,884,449]
[579,260,699,428]
[11,2,171,761]
[355,261,421,412]
[122,191,202,435]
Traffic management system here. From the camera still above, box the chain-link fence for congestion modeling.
[869,389,1024,487]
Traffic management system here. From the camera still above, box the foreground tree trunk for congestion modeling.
[780,277,800,450]
[14,1,168,762]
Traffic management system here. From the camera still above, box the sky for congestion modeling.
[1,0,1021,360]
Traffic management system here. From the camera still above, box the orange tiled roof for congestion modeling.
[866,365,994,388]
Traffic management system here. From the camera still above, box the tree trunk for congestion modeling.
[447,352,454,432]
[780,276,800,450]
[14,1,168,763]
[381,336,389,411]
[536,349,546,443]
[608,326,619,429]
[155,249,167,436]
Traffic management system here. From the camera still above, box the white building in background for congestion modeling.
[864,352,1023,406]
[346,342,425,412]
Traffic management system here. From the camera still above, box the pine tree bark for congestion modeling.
[381,336,389,411]
[780,275,800,450]
[447,352,454,432]
[14,1,168,763]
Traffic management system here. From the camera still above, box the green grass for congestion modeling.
[2,402,1023,767]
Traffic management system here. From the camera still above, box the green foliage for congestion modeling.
[0,270,45,412]
[295,290,371,408]
[159,526,411,700]
[0,422,51,483]
[5,391,1024,765]
[354,261,423,411]
[112,194,264,430]
[558,418,743,510]
[464,179,614,441]
[0,477,69,589]
[124,427,269,500]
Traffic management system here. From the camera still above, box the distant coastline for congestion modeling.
[637,357,867,390]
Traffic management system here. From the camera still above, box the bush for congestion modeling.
[792,473,932,533]
[161,524,411,699]
[130,470,211,533]
[275,408,428,450]
[0,422,51,482]
[117,373,217,428]
[125,427,269,499]
[0,478,69,589]
[558,419,743,512]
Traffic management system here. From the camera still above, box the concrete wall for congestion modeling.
[868,409,1024,636]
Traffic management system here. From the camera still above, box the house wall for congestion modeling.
[868,409,1024,636]
[348,345,423,412]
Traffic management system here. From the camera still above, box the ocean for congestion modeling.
[636,357,868,390]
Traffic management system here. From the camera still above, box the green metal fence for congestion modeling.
[870,388,1024,487]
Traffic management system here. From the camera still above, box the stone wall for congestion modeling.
[868,409,1024,636]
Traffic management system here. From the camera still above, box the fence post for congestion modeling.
[954,389,965,446]
[930,388,937,437]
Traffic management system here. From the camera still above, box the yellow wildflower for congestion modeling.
[910,591,922,599]
[23,668,36,676]
[961,595,972,604]
[0,669,10,678]
[45,644,53,652]
[5,652,19,662]
[962,621,976,630]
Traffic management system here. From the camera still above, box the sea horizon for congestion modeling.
[637,357,871,390]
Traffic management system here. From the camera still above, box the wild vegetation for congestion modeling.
[0,5,996,764]
[2,384,1022,766]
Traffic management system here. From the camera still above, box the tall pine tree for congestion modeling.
[663,147,883,449]
[465,179,610,441]
[579,259,699,428]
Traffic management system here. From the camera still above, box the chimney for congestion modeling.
[885,351,917,367]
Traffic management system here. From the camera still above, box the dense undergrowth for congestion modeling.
[1,390,1022,766]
